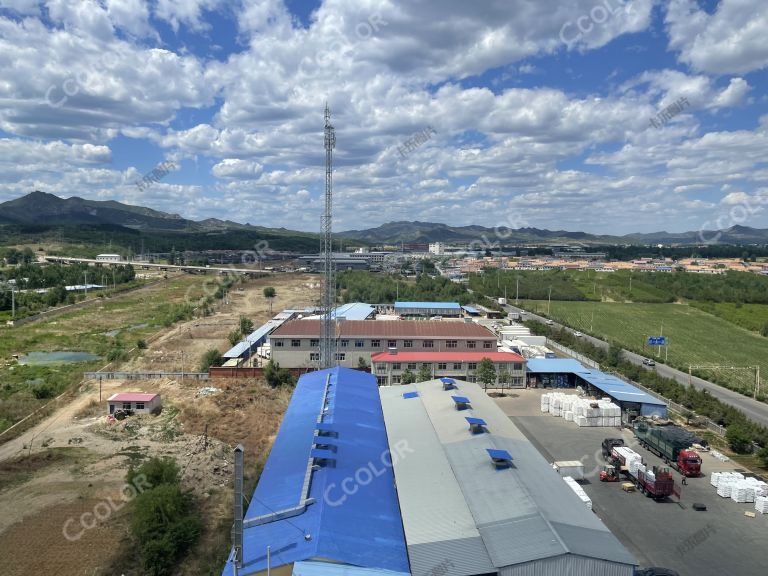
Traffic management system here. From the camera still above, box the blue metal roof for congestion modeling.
[333,302,375,321]
[526,358,591,374]
[462,305,480,314]
[576,369,667,406]
[527,358,666,407]
[223,317,289,358]
[394,301,462,310]
[222,367,408,576]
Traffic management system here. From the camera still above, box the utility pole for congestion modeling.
[659,319,664,356]
[84,271,88,298]
[547,285,552,316]
[515,276,519,304]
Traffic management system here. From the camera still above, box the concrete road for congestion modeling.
[503,304,768,429]
[496,390,768,576]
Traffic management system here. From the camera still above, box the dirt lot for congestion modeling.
[123,273,320,373]
[0,271,311,576]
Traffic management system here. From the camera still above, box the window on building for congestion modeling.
[335,353,346,361]
[468,362,477,370]
[135,402,145,410]
[387,340,396,348]
[122,402,132,410]
[407,363,417,370]
[404,340,413,348]
[467,340,476,349]
[274,340,284,347]
[376,376,387,386]
[483,341,492,348]
[340,339,349,347]
[437,362,447,370]
[310,339,319,347]
[376,365,387,374]
[453,362,461,370]
[422,363,430,369]
[512,377,524,385]
[513,362,522,371]
[291,339,301,347]
[446,340,457,348]
[423,339,434,348]
[392,375,401,384]
[355,340,365,348]
[371,339,381,347]
[310,352,320,361]
[468,376,477,383]
[393,363,401,370]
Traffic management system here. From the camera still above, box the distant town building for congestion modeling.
[428,242,446,255]
[96,253,123,262]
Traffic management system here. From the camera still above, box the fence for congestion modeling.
[546,340,601,369]
[84,371,209,381]
[548,340,727,437]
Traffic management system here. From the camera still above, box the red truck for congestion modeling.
[633,420,703,477]
[611,446,676,500]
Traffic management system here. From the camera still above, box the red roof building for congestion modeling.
[371,350,526,387]
[106,392,161,415]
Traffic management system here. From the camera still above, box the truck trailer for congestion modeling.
[610,446,675,500]
[633,420,703,477]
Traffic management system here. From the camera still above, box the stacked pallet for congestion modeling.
[562,476,592,510]
[755,496,768,514]
[710,472,768,503]
[541,392,621,427]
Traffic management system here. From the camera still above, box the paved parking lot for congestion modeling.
[495,389,768,576]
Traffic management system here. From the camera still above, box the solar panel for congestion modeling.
[440,377,455,384]
[451,396,470,404]
[486,448,513,461]
[466,417,487,425]
[403,391,419,399]
[310,448,336,460]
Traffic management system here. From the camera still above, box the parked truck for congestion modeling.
[602,437,625,461]
[632,420,703,477]
[610,446,675,500]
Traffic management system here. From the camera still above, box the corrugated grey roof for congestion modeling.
[379,379,637,573]
[379,383,495,576]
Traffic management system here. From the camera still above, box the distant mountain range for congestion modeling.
[1,191,767,247]
[337,220,768,246]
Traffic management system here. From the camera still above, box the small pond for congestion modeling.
[18,351,101,365]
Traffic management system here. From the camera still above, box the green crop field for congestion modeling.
[521,299,767,397]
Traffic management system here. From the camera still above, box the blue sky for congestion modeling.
[0,0,766,235]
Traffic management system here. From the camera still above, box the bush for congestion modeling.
[726,423,753,454]
[128,457,180,489]
[32,382,56,399]
[264,359,295,388]
[136,339,147,350]
[107,346,126,362]
[199,348,222,372]
[129,474,201,576]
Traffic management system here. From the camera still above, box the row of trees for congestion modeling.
[337,270,471,305]
[1,262,135,290]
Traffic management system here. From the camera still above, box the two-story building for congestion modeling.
[268,319,497,368]
[370,351,526,386]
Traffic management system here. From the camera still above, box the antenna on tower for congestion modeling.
[320,103,337,369]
